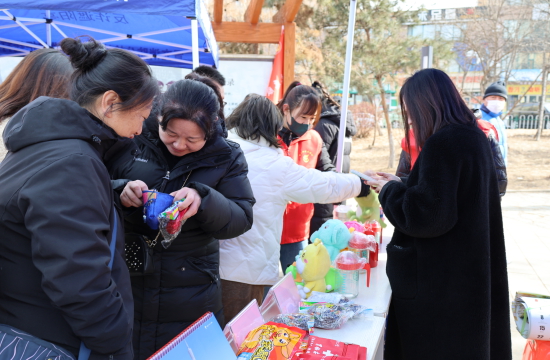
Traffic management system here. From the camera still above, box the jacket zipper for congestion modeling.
[159,171,170,192]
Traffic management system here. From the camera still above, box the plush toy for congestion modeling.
[295,239,331,299]
[344,221,365,233]
[310,219,352,262]
[347,191,387,228]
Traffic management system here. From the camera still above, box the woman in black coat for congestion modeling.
[367,69,511,360]
[0,37,159,359]
[109,79,255,360]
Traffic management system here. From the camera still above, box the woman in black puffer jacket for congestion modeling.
[109,79,255,360]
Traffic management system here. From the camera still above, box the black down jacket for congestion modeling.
[380,124,511,360]
[310,106,357,235]
[395,119,508,197]
[0,97,134,360]
[109,117,255,360]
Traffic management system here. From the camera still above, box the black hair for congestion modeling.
[277,81,321,124]
[158,79,220,141]
[185,72,225,120]
[400,68,477,150]
[60,36,159,113]
[312,81,340,110]
[192,65,226,87]
[226,93,283,148]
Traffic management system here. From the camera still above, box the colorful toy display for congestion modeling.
[295,239,332,299]
[310,219,352,262]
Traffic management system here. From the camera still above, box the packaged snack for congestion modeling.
[304,336,366,360]
[306,303,354,330]
[297,354,352,360]
[237,322,306,360]
[270,314,315,332]
[157,200,188,248]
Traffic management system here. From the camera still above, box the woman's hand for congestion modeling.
[364,172,401,193]
[170,187,201,220]
[121,180,149,207]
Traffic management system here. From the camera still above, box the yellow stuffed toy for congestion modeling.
[296,239,332,299]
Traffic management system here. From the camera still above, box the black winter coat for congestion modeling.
[0,97,134,360]
[311,107,357,234]
[380,124,511,360]
[109,118,255,360]
[395,125,508,196]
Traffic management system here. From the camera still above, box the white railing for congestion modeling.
[506,115,550,129]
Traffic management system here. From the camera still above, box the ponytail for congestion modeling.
[276,81,321,123]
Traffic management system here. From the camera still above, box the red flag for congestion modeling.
[266,26,284,103]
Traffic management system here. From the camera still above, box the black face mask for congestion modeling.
[289,116,310,137]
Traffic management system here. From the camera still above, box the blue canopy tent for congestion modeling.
[0,0,219,68]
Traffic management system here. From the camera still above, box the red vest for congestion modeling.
[279,129,323,244]
[401,129,420,168]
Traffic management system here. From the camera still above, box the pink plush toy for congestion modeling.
[344,221,365,234]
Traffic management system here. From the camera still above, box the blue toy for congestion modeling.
[310,219,352,262]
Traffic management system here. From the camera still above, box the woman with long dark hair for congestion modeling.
[0,48,73,159]
[109,79,254,360]
[367,69,511,359]
[0,36,159,359]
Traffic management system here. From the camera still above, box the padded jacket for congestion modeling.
[311,108,357,233]
[220,130,363,286]
[0,97,134,360]
[109,117,255,360]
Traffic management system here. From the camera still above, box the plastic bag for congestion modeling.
[157,200,188,248]
[306,303,354,330]
[270,314,315,332]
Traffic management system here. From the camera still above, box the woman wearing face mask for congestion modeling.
[0,36,159,359]
[276,81,335,272]
[480,81,508,166]
[109,79,254,360]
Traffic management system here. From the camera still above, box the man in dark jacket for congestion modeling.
[310,84,357,235]
[110,114,255,360]
[0,97,134,360]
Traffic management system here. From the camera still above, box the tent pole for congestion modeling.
[335,0,357,173]
[46,10,51,47]
[191,18,199,69]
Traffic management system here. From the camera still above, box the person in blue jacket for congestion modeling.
[480,81,508,166]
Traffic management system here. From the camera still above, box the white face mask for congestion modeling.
[486,100,506,114]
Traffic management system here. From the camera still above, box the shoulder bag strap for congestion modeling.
[78,205,119,360]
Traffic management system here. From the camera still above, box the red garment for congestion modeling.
[400,129,420,168]
[476,119,500,141]
[402,121,498,169]
[280,129,323,244]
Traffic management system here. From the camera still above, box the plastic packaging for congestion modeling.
[334,251,368,298]
[306,303,354,330]
[367,220,382,244]
[157,200,188,248]
[270,314,315,332]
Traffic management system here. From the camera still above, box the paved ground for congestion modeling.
[503,192,550,359]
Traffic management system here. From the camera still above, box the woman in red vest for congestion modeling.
[277,82,335,271]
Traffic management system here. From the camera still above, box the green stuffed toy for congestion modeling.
[347,191,387,228]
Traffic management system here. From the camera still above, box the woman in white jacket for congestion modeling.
[220,94,371,322]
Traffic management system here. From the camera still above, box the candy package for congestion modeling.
[142,190,174,230]
[157,200,188,249]
[237,322,306,360]
[270,314,315,332]
[306,303,354,330]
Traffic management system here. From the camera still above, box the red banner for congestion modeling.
[266,26,284,103]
